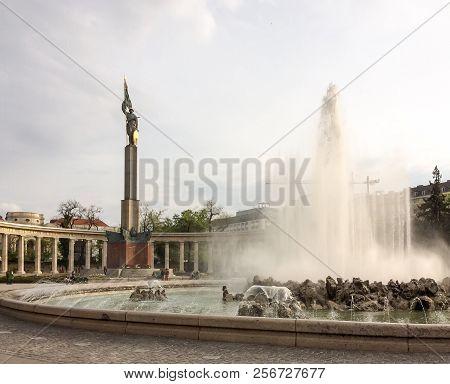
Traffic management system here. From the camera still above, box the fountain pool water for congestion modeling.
[38,287,239,316]
[32,287,449,324]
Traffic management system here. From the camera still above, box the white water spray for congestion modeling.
[240,84,448,282]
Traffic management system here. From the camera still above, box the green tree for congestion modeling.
[54,200,104,267]
[204,200,223,232]
[170,209,208,233]
[56,200,85,228]
[415,166,450,239]
[139,203,165,232]
[85,205,103,229]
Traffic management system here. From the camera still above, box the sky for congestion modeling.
[0,0,449,226]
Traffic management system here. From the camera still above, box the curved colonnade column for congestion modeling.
[150,237,247,275]
[0,225,107,276]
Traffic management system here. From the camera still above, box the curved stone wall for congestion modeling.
[6,212,44,225]
[0,296,448,352]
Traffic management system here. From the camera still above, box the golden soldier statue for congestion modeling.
[122,78,139,145]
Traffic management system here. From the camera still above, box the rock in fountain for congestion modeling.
[129,287,167,302]
[239,275,450,318]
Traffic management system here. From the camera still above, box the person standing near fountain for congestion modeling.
[222,286,231,302]
[6,270,14,285]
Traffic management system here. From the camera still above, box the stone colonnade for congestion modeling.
[0,232,108,275]
[152,239,242,274]
[0,222,265,275]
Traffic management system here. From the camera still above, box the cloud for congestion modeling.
[221,0,243,12]
[0,202,22,217]
[168,0,217,42]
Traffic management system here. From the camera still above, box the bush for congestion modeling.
[0,274,65,284]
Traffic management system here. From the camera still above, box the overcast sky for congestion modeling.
[1,0,449,226]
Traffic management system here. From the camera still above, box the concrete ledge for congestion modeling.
[0,298,36,312]
[408,338,450,353]
[126,312,199,326]
[126,322,199,339]
[70,308,126,322]
[34,304,71,317]
[408,323,450,339]
[199,315,296,332]
[0,306,73,328]
[199,327,296,346]
[71,318,127,333]
[296,319,409,337]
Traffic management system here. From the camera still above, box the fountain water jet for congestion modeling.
[242,83,448,282]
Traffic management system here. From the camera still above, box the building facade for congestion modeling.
[5,212,45,225]
[211,206,277,232]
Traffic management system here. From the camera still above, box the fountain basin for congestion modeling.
[1,285,449,353]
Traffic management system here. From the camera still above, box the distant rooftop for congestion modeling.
[50,218,109,227]
[410,179,450,199]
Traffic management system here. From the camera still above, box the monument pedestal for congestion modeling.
[107,231,153,268]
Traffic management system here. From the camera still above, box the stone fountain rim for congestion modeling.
[0,288,449,353]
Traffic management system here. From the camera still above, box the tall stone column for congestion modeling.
[207,241,214,274]
[121,145,139,232]
[68,239,75,273]
[35,237,42,275]
[84,240,91,270]
[179,241,185,272]
[102,240,108,269]
[52,238,59,274]
[229,242,237,274]
[1,234,8,274]
[193,241,199,272]
[224,241,230,272]
[17,236,25,274]
[219,241,225,273]
[164,242,170,269]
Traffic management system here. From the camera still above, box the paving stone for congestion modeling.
[0,313,448,364]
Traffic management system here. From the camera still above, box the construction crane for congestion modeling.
[265,175,380,194]
[351,175,380,194]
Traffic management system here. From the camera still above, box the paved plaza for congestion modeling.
[0,311,448,364]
